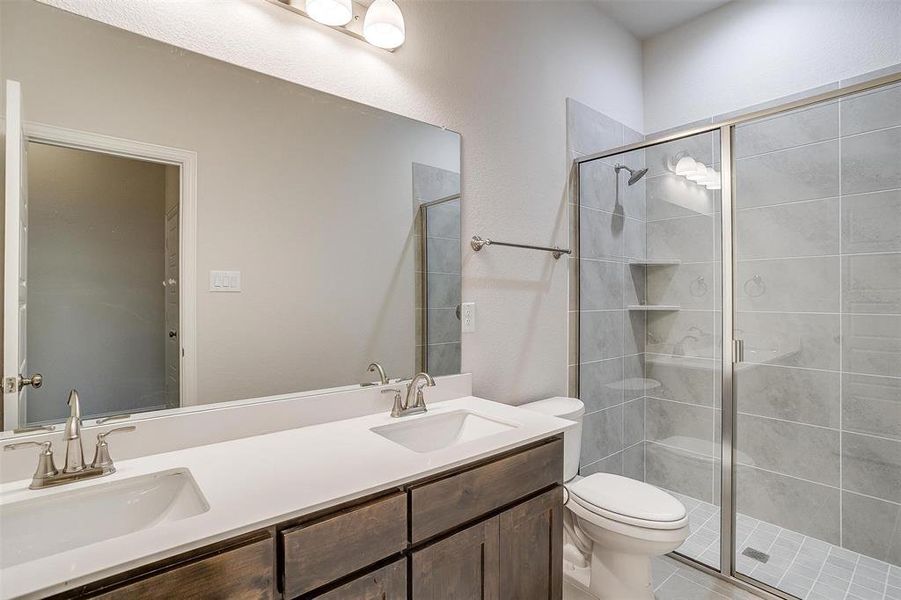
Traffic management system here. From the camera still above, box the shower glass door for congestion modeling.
[577,129,724,571]
[731,82,901,597]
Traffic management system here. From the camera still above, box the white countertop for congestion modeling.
[0,396,573,599]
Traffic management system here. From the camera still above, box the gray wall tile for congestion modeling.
[581,208,624,259]
[625,309,647,356]
[426,273,461,309]
[647,215,715,263]
[647,311,717,359]
[580,357,624,412]
[736,198,839,259]
[624,217,647,261]
[623,442,645,481]
[736,414,840,486]
[646,173,717,221]
[580,259,624,310]
[425,236,461,274]
[624,263,647,307]
[841,491,901,566]
[645,441,714,503]
[645,354,716,406]
[581,451,623,477]
[841,83,901,136]
[841,127,901,195]
[624,397,645,447]
[427,308,460,343]
[842,432,901,503]
[841,189,901,254]
[581,405,624,465]
[579,159,617,214]
[735,465,840,544]
[735,102,838,158]
[842,314,901,377]
[647,262,716,310]
[842,372,901,440]
[580,310,624,362]
[735,140,839,209]
[645,397,714,456]
[842,253,901,314]
[427,342,459,376]
[737,257,840,313]
[623,353,646,401]
[735,364,840,428]
[566,98,624,156]
[736,311,841,370]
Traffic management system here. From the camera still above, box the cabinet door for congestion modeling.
[411,516,499,600]
[499,487,563,600]
[311,559,406,600]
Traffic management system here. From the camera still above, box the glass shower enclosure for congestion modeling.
[575,73,900,599]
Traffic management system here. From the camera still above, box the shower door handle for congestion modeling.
[732,339,744,363]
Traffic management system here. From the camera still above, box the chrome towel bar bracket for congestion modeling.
[470,236,571,260]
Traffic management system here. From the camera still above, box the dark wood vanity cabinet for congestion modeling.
[59,436,562,600]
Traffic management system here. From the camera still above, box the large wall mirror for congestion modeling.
[0,1,461,432]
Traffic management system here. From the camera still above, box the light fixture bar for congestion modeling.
[265,0,397,52]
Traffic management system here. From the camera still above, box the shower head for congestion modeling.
[615,163,648,186]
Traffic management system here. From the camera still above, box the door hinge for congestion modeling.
[732,339,744,364]
[4,376,18,393]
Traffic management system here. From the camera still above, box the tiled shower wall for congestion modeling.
[732,82,901,565]
[413,162,462,377]
[567,99,650,478]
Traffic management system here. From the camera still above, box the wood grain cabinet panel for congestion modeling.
[499,487,564,600]
[411,517,500,600]
[410,438,563,543]
[310,559,406,600]
[281,492,407,598]
[92,535,273,600]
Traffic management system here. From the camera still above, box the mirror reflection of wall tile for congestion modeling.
[841,189,901,254]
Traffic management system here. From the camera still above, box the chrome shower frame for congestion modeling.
[572,69,901,600]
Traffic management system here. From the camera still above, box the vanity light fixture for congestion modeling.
[363,0,405,49]
[272,0,405,51]
[303,0,352,26]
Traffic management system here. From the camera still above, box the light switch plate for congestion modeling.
[209,270,241,292]
[461,302,476,333]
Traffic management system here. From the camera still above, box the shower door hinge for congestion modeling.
[732,339,744,364]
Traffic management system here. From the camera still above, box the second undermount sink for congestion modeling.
[0,469,208,568]
[371,410,518,453]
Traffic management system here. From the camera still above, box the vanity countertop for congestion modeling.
[0,396,573,599]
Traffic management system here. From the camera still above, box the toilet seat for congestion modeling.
[567,473,688,530]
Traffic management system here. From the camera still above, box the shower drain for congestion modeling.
[742,547,770,563]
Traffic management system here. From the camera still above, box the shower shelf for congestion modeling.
[627,305,680,311]
[628,259,681,266]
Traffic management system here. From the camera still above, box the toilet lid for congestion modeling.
[567,473,686,527]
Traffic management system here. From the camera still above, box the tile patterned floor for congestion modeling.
[669,491,901,600]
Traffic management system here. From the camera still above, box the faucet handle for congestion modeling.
[91,426,136,472]
[381,388,405,417]
[4,440,59,484]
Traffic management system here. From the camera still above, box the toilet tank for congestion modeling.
[519,397,584,482]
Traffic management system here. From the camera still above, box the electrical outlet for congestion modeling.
[209,270,241,292]
[461,302,476,333]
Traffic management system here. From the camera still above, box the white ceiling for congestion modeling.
[594,0,733,40]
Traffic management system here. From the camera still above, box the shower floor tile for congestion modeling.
[665,491,900,600]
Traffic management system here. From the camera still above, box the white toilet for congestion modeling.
[521,397,689,600]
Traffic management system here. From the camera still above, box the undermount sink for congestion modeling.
[0,469,208,568]
[371,410,517,453]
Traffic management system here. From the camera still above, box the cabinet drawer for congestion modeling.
[92,534,273,600]
[410,437,562,543]
[281,492,407,598]
[310,559,406,600]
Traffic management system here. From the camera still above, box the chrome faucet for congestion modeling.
[367,362,389,386]
[3,389,135,489]
[381,372,436,417]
